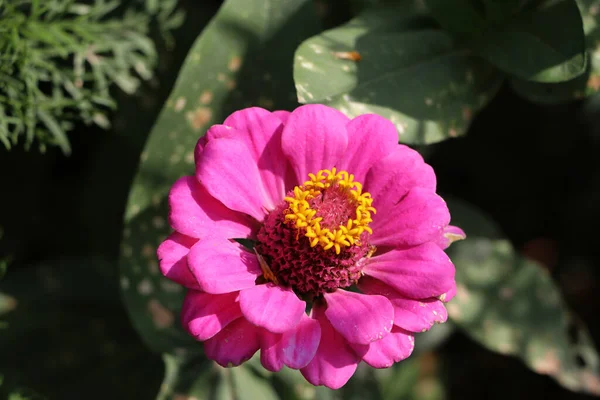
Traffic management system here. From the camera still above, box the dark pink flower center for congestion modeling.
[255,172,375,297]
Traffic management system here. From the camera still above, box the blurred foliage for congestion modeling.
[294,0,600,143]
[294,2,503,144]
[0,0,183,154]
[446,199,600,395]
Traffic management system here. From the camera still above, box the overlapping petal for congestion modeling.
[196,138,272,221]
[280,313,321,369]
[187,237,261,294]
[258,313,321,372]
[260,331,284,372]
[281,104,349,183]
[157,232,199,289]
[435,225,467,249]
[204,317,261,367]
[337,114,399,183]
[362,242,455,299]
[182,291,242,341]
[301,305,361,389]
[370,187,450,248]
[365,145,436,217]
[351,327,415,368]
[223,107,293,208]
[169,176,257,239]
[359,276,448,332]
[239,283,305,333]
[323,289,394,344]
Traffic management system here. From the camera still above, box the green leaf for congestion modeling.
[473,0,586,83]
[157,352,281,400]
[446,199,600,395]
[374,353,447,400]
[509,0,600,103]
[480,0,529,22]
[118,0,320,393]
[425,0,487,37]
[294,4,503,144]
[157,353,215,400]
[231,366,279,400]
[271,367,336,400]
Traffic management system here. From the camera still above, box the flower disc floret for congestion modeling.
[283,168,376,254]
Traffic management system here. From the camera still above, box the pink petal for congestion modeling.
[194,124,241,163]
[194,136,207,164]
[169,176,257,239]
[196,138,271,221]
[223,108,292,209]
[187,237,261,294]
[365,145,436,217]
[337,114,399,183]
[363,242,455,299]
[359,277,448,332]
[204,317,261,367]
[439,284,456,303]
[272,110,290,124]
[435,225,466,249]
[281,104,349,183]
[323,289,393,344]
[300,305,360,389]
[239,283,305,333]
[351,327,415,368]
[371,187,450,248]
[281,313,321,369]
[260,331,284,372]
[205,124,239,141]
[182,291,242,340]
[157,232,200,289]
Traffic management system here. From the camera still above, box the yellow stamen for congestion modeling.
[283,168,376,253]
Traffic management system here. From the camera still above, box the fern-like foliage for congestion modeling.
[0,0,184,154]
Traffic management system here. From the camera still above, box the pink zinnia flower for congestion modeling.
[158,105,464,389]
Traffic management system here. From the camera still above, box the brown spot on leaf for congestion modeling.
[226,80,237,90]
[173,395,199,400]
[174,97,186,112]
[148,299,174,329]
[532,350,560,375]
[462,106,472,121]
[199,90,213,104]
[228,56,242,72]
[588,75,600,92]
[418,352,439,377]
[0,293,18,313]
[186,107,212,131]
[332,51,361,62]
[583,371,600,395]
[446,302,461,319]
[142,244,154,258]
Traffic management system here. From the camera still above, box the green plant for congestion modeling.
[0,0,183,154]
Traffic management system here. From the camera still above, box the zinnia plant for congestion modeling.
[157,104,464,389]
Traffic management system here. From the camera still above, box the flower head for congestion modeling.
[158,105,464,389]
